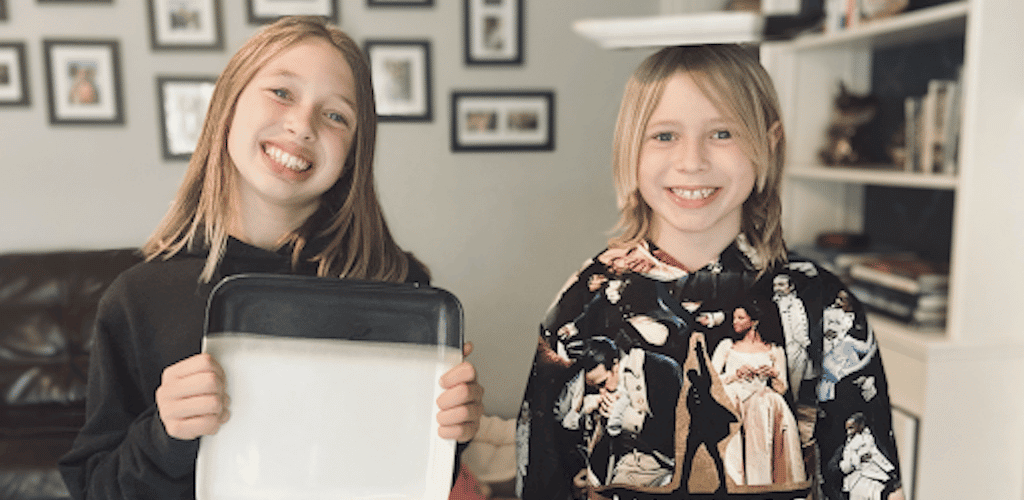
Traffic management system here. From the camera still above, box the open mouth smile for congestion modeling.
[264,144,312,172]
[669,187,718,200]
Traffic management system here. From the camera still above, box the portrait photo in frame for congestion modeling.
[247,0,337,24]
[43,39,123,125]
[450,90,553,152]
[156,75,216,160]
[148,0,224,51]
[365,39,432,122]
[463,0,522,65]
[0,42,30,107]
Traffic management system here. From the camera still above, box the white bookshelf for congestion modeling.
[762,1,1024,497]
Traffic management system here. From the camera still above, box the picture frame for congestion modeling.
[43,39,124,125]
[365,39,432,122]
[247,0,338,24]
[463,0,522,66]
[156,75,216,160]
[450,91,553,152]
[147,0,224,51]
[367,0,432,6]
[0,42,30,107]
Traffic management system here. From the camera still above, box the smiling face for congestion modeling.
[227,38,357,230]
[637,71,757,253]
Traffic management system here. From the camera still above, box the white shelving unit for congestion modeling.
[762,1,1024,497]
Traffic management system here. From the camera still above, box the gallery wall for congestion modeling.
[0,0,660,417]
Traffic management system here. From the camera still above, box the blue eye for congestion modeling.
[654,132,674,142]
[326,112,346,124]
[712,130,732,139]
[271,88,290,99]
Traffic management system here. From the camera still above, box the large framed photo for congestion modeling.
[365,39,432,122]
[157,75,216,160]
[148,0,224,51]
[0,42,30,107]
[247,0,338,24]
[463,0,522,65]
[43,39,124,125]
[450,91,553,152]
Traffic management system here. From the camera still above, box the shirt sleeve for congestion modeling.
[59,281,199,500]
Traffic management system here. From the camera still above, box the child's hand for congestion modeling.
[436,342,484,443]
[155,353,230,441]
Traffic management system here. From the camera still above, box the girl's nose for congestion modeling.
[285,105,316,142]
[671,136,709,173]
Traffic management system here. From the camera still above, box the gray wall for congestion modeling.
[0,0,658,418]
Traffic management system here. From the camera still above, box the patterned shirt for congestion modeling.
[516,237,902,500]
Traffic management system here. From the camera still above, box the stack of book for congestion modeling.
[847,255,949,327]
[903,73,963,175]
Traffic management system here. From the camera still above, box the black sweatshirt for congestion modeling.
[59,238,448,500]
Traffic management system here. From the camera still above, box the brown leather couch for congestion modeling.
[0,249,141,499]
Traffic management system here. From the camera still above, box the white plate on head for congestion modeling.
[195,274,463,500]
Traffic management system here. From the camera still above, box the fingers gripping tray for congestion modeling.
[195,274,463,500]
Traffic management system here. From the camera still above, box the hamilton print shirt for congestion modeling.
[515,236,904,500]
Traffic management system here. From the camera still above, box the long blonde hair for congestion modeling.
[609,44,787,271]
[142,16,420,283]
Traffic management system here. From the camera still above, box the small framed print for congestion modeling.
[464,0,522,66]
[43,39,124,125]
[365,40,432,122]
[0,42,30,107]
[367,0,433,6]
[451,91,554,152]
[247,0,338,24]
[148,0,224,51]
[157,75,216,160]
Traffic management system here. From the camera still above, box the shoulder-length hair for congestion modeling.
[142,16,421,283]
[609,44,787,271]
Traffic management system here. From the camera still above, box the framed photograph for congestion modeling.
[365,40,432,122]
[247,0,338,24]
[148,0,224,50]
[0,42,30,107]
[157,75,216,160]
[43,39,124,125]
[450,91,553,152]
[463,0,522,65]
[368,0,432,6]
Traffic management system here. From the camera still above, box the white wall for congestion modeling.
[0,0,659,418]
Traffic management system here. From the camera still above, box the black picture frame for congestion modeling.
[368,0,433,6]
[147,0,224,51]
[450,90,554,152]
[365,39,432,122]
[156,75,216,160]
[463,0,522,66]
[247,0,338,24]
[43,39,124,125]
[0,42,30,106]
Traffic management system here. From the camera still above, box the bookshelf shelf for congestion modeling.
[787,163,958,190]
[791,1,969,51]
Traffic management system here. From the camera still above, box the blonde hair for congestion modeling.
[142,16,421,283]
[610,44,787,271]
